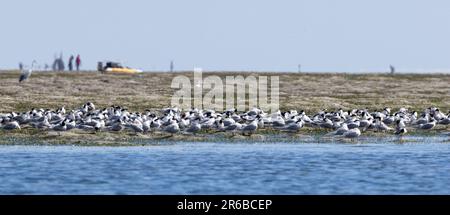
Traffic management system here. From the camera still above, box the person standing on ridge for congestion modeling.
[68,55,74,71]
[389,65,395,74]
[75,54,81,71]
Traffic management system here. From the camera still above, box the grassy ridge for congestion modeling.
[0,71,449,113]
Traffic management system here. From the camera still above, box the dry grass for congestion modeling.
[1,70,449,113]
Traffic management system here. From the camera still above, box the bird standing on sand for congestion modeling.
[394,119,407,135]
[241,120,258,135]
[52,121,67,132]
[395,127,407,135]
[343,128,361,138]
[283,119,304,133]
[164,120,180,134]
[19,60,37,83]
[186,121,201,134]
[2,121,21,130]
[375,117,393,132]
[418,118,436,130]
[327,123,349,136]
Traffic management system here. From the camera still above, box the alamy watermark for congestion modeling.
[171,68,279,113]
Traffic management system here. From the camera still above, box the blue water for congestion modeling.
[0,136,449,194]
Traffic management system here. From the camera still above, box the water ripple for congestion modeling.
[0,137,449,194]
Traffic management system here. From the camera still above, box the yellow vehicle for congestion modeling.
[98,61,143,74]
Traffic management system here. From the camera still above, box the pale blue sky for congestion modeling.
[1,0,450,72]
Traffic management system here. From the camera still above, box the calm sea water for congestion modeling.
[0,136,449,194]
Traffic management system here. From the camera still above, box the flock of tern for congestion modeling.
[1,102,449,138]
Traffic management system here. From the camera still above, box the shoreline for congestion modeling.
[1,127,448,146]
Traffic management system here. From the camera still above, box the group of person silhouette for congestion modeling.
[68,54,82,71]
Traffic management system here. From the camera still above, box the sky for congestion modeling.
[1,0,450,72]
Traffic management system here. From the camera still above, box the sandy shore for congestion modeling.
[0,126,448,146]
[0,70,449,113]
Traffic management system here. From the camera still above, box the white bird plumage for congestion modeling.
[19,60,36,83]
[1,103,448,139]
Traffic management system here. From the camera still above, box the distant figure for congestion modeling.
[75,55,81,71]
[19,60,36,83]
[52,53,65,71]
[97,61,104,73]
[390,65,395,74]
[170,60,174,72]
[298,64,301,73]
[19,62,23,70]
[68,55,74,71]
[44,64,49,71]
